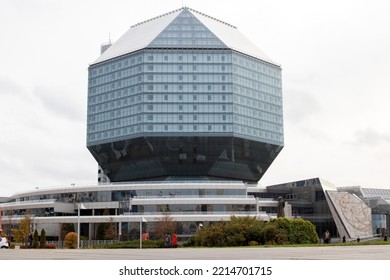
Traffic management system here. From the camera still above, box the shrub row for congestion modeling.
[187,216,319,247]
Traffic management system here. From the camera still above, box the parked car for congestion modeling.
[0,237,10,249]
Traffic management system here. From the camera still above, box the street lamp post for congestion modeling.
[77,203,86,249]
[140,217,147,249]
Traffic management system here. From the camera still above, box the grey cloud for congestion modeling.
[0,76,28,97]
[284,87,322,124]
[349,128,390,146]
[33,85,85,123]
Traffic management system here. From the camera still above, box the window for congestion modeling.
[179,115,183,121]
[208,125,212,131]
[147,105,153,110]
[193,95,197,101]
[164,95,168,101]
[147,115,153,121]
[147,94,153,100]
[193,105,197,111]
[179,95,183,101]
[179,105,183,110]
[164,125,168,131]
[193,115,198,121]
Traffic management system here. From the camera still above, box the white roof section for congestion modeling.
[92,7,277,65]
[93,8,182,64]
[190,9,273,63]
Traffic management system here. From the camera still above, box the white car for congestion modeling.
[0,237,10,249]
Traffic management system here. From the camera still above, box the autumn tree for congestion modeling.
[155,212,176,240]
[64,232,78,249]
[12,215,32,247]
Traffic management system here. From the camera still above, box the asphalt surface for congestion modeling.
[1,245,390,260]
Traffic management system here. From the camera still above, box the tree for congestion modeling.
[155,212,176,240]
[61,223,75,241]
[96,208,110,240]
[64,232,78,249]
[12,216,32,247]
[33,229,40,248]
[104,217,117,240]
[40,228,47,248]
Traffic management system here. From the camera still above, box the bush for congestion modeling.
[44,243,57,249]
[270,218,319,244]
[261,223,288,245]
[188,216,319,247]
[64,232,78,249]
[191,217,266,247]
[193,222,227,247]
[248,241,258,246]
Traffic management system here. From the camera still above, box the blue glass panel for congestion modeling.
[149,10,227,48]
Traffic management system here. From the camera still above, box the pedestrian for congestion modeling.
[323,229,330,244]
[384,235,388,241]
[164,234,171,248]
[357,236,360,242]
[342,236,346,243]
[28,233,33,248]
[172,233,178,248]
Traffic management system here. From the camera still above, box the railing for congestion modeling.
[133,195,255,199]
[121,211,260,216]
[0,199,56,206]
[48,239,120,249]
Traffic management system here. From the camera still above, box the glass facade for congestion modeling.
[87,50,233,145]
[86,7,283,182]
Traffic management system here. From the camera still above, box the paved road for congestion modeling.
[1,245,389,260]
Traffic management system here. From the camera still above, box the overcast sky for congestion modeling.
[1,0,389,197]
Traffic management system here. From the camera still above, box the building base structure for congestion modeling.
[1,177,389,245]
